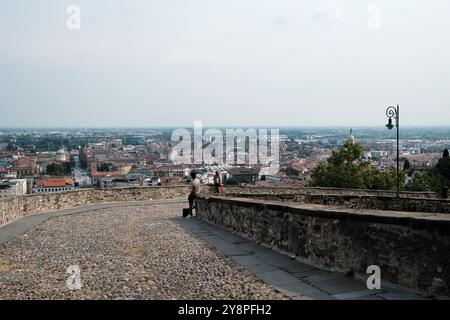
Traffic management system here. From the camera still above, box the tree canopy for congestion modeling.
[311,141,397,190]
[436,153,450,181]
[97,163,113,172]
[46,163,64,176]
[405,148,450,193]
[405,171,441,192]
[403,159,411,171]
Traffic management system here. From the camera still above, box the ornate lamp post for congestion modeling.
[385,105,400,198]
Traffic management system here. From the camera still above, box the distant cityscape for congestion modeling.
[1,127,450,198]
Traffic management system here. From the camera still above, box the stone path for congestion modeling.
[0,200,185,246]
[178,218,426,300]
[0,200,286,300]
[0,200,426,300]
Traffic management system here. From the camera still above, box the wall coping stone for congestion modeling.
[226,192,450,203]
[198,195,450,232]
[0,185,191,201]
[236,185,437,196]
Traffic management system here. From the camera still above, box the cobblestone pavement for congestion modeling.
[0,203,287,300]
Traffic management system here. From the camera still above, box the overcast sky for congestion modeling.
[1,0,450,128]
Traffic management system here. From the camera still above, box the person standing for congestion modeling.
[214,171,223,194]
[188,170,201,217]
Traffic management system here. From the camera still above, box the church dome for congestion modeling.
[348,129,356,144]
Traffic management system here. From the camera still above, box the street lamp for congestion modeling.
[385,105,400,198]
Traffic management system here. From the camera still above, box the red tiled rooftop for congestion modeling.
[35,178,74,188]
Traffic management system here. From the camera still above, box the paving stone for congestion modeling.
[230,255,279,274]
[274,281,330,297]
[219,246,252,257]
[191,230,215,235]
[182,225,213,235]
[245,263,280,274]
[230,255,266,267]
[333,289,383,300]
[201,224,226,233]
[208,231,248,244]
[343,294,386,300]
[309,277,369,295]
[177,224,207,233]
[302,290,338,300]
[278,261,317,273]
[294,270,343,282]
[236,242,271,254]
[197,234,226,244]
[254,251,294,267]
[198,236,249,255]
[256,270,301,286]
[291,295,315,300]
[377,292,425,300]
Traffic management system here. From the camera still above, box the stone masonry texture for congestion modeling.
[0,186,191,226]
[196,196,450,298]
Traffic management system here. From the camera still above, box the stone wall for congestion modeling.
[196,196,450,297]
[225,193,450,214]
[224,186,437,199]
[0,186,195,226]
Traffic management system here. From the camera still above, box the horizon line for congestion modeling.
[1,125,450,130]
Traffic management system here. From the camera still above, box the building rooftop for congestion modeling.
[35,178,74,188]
[228,167,260,175]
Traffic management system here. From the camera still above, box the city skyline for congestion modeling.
[1,125,450,130]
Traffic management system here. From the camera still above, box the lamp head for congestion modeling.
[386,118,394,130]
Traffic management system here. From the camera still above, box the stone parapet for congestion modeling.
[224,193,450,214]
[224,186,437,199]
[196,195,450,297]
[0,186,194,226]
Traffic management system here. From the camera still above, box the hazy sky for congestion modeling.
[1,0,450,127]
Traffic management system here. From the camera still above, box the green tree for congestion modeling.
[63,162,72,175]
[6,143,17,151]
[404,149,449,193]
[97,163,112,172]
[311,141,398,190]
[403,159,411,171]
[363,168,398,190]
[436,154,450,181]
[46,163,64,176]
[405,172,441,192]
[435,149,450,198]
